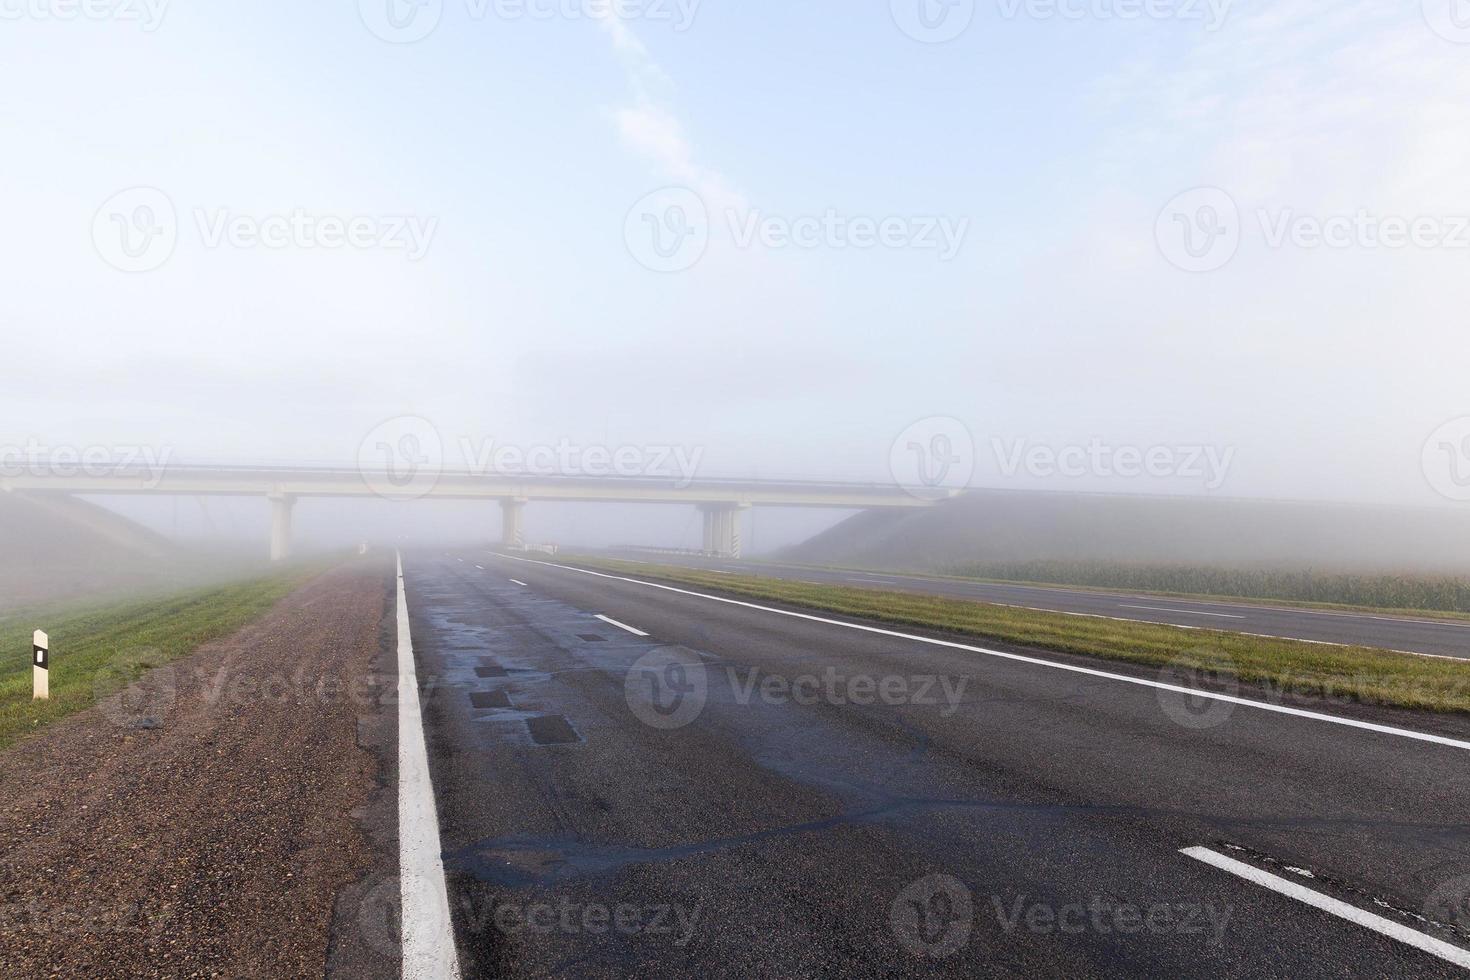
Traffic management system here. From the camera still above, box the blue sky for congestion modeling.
[5,0,1470,518]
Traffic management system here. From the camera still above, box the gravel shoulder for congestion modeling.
[0,557,398,979]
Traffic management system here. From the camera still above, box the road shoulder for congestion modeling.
[0,558,398,978]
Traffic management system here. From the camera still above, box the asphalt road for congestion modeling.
[402,549,1470,978]
[599,552,1470,660]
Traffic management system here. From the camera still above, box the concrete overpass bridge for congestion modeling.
[0,463,948,560]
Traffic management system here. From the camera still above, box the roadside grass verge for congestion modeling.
[571,557,1470,714]
[0,564,321,750]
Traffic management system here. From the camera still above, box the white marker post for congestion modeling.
[32,630,49,700]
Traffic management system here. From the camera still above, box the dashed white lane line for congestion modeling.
[396,552,462,979]
[475,564,485,570]
[596,613,650,637]
[510,579,528,587]
[490,553,1470,753]
[1180,847,1470,969]
[1119,604,1246,620]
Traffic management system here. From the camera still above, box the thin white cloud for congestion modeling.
[590,10,744,212]
[1090,1,1470,209]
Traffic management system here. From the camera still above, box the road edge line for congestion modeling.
[396,551,462,979]
[1180,846,1470,968]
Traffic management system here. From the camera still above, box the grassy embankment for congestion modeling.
[0,565,319,750]
[572,557,1470,714]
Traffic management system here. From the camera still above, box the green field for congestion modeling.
[572,558,1470,714]
[0,566,317,751]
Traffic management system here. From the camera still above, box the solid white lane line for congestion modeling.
[1119,604,1247,620]
[489,553,1470,753]
[510,579,528,587]
[396,552,462,979]
[1180,847,1470,969]
[596,614,650,637]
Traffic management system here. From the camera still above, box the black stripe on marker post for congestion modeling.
[33,629,48,700]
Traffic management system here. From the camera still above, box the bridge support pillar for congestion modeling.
[699,503,747,559]
[268,493,295,562]
[501,498,527,549]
